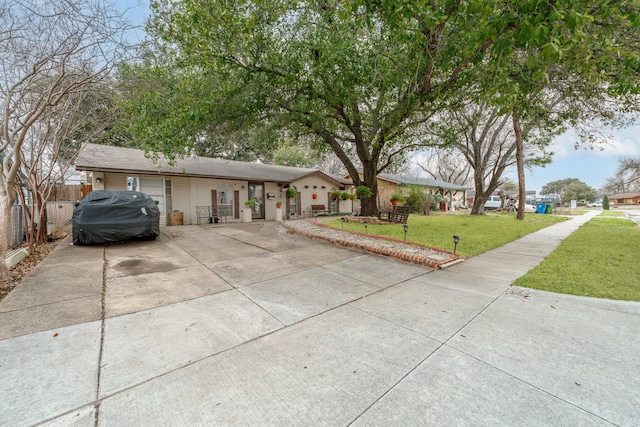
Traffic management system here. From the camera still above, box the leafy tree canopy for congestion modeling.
[127,0,640,216]
[542,178,596,203]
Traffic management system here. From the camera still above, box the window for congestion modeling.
[127,176,139,192]
[218,184,233,218]
[164,179,173,213]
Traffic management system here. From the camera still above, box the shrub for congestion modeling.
[427,193,444,210]
[603,194,610,210]
[404,185,427,213]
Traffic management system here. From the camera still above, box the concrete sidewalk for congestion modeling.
[1,211,639,426]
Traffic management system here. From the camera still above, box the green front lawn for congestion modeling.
[325,212,567,257]
[598,210,625,217]
[514,217,640,301]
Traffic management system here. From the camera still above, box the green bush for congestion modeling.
[427,193,444,210]
[603,194,610,210]
[404,185,427,213]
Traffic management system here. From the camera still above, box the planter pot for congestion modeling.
[242,208,252,223]
[275,207,283,222]
[391,200,399,206]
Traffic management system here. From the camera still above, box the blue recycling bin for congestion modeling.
[536,203,546,214]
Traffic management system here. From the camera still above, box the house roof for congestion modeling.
[75,143,350,185]
[378,173,469,191]
[609,192,640,199]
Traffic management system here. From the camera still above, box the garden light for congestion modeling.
[453,235,460,253]
[403,224,408,241]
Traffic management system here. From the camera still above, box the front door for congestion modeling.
[248,183,264,219]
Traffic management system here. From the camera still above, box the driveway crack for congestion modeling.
[94,246,107,427]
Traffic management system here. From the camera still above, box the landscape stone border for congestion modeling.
[282,218,460,269]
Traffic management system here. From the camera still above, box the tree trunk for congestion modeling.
[513,113,526,220]
[0,188,13,280]
[360,161,379,216]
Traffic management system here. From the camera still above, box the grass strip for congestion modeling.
[598,210,625,217]
[514,217,640,301]
[325,212,566,257]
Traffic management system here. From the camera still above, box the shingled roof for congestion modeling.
[378,173,469,191]
[75,143,350,185]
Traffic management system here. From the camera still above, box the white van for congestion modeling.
[484,195,502,210]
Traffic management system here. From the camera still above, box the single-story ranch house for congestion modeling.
[75,143,354,225]
[375,173,469,211]
[608,192,640,205]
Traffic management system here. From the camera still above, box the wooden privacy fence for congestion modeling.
[47,184,84,202]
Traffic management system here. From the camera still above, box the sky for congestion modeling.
[410,125,640,195]
[116,0,640,195]
[506,126,640,194]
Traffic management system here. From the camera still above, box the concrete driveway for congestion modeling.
[1,215,639,426]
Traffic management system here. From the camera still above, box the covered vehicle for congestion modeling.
[72,190,160,245]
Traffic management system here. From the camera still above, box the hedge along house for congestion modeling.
[74,143,354,225]
[368,173,469,211]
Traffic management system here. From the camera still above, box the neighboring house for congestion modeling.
[74,143,353,225]
[608,192,640,205]
[376,173,469,210]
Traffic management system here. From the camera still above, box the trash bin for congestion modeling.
[536,203,546,214]
[545,204,553,214]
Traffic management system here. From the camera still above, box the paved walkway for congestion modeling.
[1,210,639,426]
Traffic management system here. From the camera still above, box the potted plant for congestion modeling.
[355,185,373,199]
[244,198,255,207]
[340,191,350,200]
[390,191,403,206]
[275,200,282,208]
[330,190,341,200]
[286,187,297,199]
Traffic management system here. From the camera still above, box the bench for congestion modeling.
[311,204,329,215]
[378,205,410,224]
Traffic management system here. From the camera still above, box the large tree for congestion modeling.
[133,0,639,217]
[135,0,542,215]
[420,102,556,215]
[541,178,596,204]
[0,0,132,279]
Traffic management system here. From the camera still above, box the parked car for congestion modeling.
[484,195,503,210]
[589,201,603,207]
[517,202,537,213]
[72,190,160,245]
[535,197,561,207]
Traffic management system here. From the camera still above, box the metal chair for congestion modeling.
[195,206,211,224]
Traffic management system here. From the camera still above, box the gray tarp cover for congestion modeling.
[72,190,160,245]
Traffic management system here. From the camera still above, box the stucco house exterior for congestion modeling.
[74,144,354,225]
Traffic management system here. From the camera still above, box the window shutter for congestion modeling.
[234,190,240,218]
